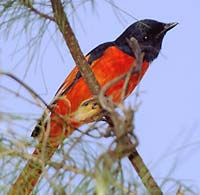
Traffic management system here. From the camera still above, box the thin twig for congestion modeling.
[121,37,144,100]
[0,84,38,106]
[0,71,49,109]
[20,0,55,21]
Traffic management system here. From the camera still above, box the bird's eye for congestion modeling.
[144,35,148,40]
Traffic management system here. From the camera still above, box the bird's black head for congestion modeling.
[115,19,178,62]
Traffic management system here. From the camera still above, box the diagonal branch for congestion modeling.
[50,0,101,96]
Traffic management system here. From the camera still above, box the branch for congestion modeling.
[8,1,101,194]
[126,38,163,194]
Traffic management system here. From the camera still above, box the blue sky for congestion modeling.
[0,0,200,194]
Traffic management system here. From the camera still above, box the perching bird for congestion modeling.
[10,19,177,194]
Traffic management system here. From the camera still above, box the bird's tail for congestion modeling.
[8,98,102,195]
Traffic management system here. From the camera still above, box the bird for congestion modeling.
[10,19,177,194]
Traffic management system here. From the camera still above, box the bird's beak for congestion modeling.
[164,22,179,32]
[157,22,178,37]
